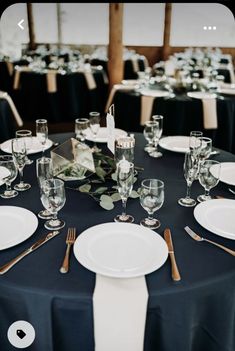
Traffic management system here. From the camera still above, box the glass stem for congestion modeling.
[205,188,210,197]
[186,182,192,199]
[5,183,11,191]
[148,212,154,221]
[19,168,24,185]
[122,199,127,217]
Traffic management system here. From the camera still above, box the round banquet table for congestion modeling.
[12,69,108,123]
[0,133,235,351]
[112,90,235,154]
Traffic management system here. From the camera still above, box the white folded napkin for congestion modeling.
[140,90,169,125]
[93,274,148,351]
[46,70,57,93]
[201,98,217,129]
[105,84,136,112]
[131,57,139,73]
[164,60,176,76]
[0,91,23,127]
[140,95,155,125]
[83,70,97,90]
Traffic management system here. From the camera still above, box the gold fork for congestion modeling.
[60,228,76,274]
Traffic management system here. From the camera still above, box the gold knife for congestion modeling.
[164,228,181,281]
[0,231,60,275]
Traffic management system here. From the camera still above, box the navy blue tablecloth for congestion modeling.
[113,91,235,154]
[0,133,235,351]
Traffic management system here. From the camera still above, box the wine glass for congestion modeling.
[143,120,157,153]
[197,160,221,202]
[40,178,66,230]
[0,155,18,198]
[89,111,101,153]
[178,151,197,207]
[189,131,203,155]
[139,179,164,229]
[36,157,54,219]
[114,161,134,223]
[16,129,34,165]
[36,119,48,157]
[75,118,89,142]
[12,138,31,191]
[149,115,163,158]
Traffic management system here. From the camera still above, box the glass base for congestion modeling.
[38,209,53,219]
[144,145,155,152]
[140,217,160,229]
[44,218,65,230]
[178,197,196,207]
[149,151,163,158]
[114,214,134,223]
[0,189,18,199]
[197,194,212,202]
[14,183,31,191]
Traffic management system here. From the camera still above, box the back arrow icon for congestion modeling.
[18,19,24,30]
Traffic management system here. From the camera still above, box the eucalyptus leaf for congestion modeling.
[111,172,117,181]
[111,192,121,202]
[78,183,91,193]
[133,177,137,184]
[94,187,108,194]
[137,187,141,194]
[95,166,107,181]
[100,200,114,210]
[112,185,119,190]
[130,190,139,198]
[91,180,103,184]
[100,194,113,203]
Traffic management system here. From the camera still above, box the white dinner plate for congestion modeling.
[194,199,235,240]
[73,222,168,278]
[0,137,53,155]
[187,92,217,99]
[211,162,235,186]
[217,88,235,95]
[159,136,190,153]
[85,127,127,143]
[0,166,10,186]
[0,206,38,250]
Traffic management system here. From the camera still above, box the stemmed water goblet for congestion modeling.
[40,178,66,230]
[197,160,221,202]
[139,179,164,229]
[143,120,157,153]
[189,131,203,156]
[36,119,48,158]
[16,129,34,165]
[114,161,134,223]
[0,155,18,198]
[89,111,101,153]
[149,115,163,158]
[36,157,54,219]
[12,138,31,191]
[178,151,197,207]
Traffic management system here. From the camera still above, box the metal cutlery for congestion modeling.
[229,188,235,196]
[60,227,76,273]
[164,228,181,281]
[184,226,235,256]
[0,231,60,275]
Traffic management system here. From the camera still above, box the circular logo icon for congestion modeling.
[7,321,35,348]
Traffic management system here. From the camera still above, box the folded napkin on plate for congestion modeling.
[201,98,217,129]
[46,70,57,93]
[105,84,136,112]
[0,91,23,127]
[13,66,32,90]
[93,274,148,351]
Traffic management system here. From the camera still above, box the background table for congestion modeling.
[0,98,18,142]
[0,133,235,351]
[112,90,235,154]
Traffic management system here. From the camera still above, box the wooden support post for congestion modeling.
[57,3,62,50]
[108,3,124,88]
[26,3,36,50]
[162,3,172,60]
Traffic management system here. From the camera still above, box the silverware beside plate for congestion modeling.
[164,228,181,281]
[184,226,235,256]
[0,231,60,274]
